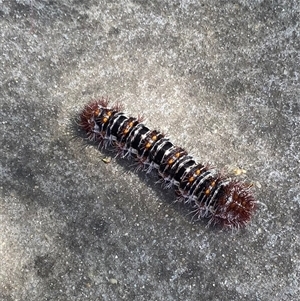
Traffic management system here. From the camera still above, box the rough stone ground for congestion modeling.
[1,0,299,300]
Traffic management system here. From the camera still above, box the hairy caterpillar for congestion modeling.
[78,99,256,228]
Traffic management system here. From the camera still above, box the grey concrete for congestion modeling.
[1,0,299,300]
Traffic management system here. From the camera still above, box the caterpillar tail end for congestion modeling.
[212,181,256,228]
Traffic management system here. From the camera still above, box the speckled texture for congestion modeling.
[1,1,299,300]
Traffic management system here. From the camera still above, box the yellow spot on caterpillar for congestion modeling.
[188,176,195,183]
[123,120,135,134]
[168,158,174,165]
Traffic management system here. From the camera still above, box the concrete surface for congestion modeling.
[1,0,299,300]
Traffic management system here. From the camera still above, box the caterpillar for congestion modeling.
[78,98,256,228]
